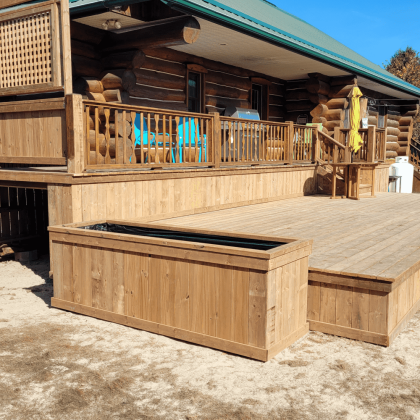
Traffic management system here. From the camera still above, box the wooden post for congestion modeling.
[66,94,85,174]
[211,112,221,169]
[332,144,339,164]
[60,0,73,94]
[312,128,320,162]
[335,126,351,163]
[287,121,294,164]
[367,125,376,162]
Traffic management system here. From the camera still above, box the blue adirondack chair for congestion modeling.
[177,117,207,163]
[134,115,155,149]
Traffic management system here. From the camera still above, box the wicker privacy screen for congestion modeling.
[0,0,64,95]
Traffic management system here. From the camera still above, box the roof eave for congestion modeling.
[162,0,420,98]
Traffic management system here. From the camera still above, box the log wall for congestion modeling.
[70,24,287,117]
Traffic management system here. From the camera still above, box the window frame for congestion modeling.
[186,64,207,114]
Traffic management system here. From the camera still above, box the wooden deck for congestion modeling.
[156,193,420,282]
[155,193,420,346]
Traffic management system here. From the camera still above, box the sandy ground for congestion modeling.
[1,257,420,420]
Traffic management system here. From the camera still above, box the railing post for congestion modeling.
[66,94,85,174]
[211,112,221,168]
[335,126,351,163]
[367,125,376,163]
[383,128,387,161]
[312,127,320,162]
[287,121,294,164]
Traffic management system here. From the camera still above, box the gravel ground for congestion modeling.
[1,257,420,420]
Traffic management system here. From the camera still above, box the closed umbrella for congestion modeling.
[348,87,364,154]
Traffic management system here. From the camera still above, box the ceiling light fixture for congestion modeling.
[102,19,122,30]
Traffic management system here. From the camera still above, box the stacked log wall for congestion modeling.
[396,105,419,157]
[268,82,286,122]
[284,79,313,126]
[70,25,288,118]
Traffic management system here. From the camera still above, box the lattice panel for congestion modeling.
[0,11,52,89]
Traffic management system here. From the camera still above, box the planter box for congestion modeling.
[49,221,312,361]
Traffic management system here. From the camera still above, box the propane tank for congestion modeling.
[389,156,414,193]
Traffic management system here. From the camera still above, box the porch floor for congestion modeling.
[154,192,420,282]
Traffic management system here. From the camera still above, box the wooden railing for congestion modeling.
[375,129,386,162]
[0,98,67,166]
[317,130,348,165]
[84,101,214,170]
[292,125,317,163]
[219,117,292,165]
[336,126,385,164]
[410,142,420,171]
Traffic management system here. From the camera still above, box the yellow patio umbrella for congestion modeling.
[348,86,364,154]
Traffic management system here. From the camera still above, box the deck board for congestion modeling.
[154,193,420,281]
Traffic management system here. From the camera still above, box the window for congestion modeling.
[188,72,201,113]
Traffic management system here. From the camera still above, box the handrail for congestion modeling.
[318,130,346,149]
[410,143,420,154]
[83,100,208,119]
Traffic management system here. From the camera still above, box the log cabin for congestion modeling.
[1,0,420,360]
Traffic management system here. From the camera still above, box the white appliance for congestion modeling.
[389,156,414,193]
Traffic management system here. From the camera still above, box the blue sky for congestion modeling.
[269,0,420,68]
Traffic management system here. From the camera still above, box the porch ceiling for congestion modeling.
[171,18,348,81]
[171,18,418,99]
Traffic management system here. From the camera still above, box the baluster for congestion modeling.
[86,106,90,166]
[263,123,267,161]
[114,109,119,164]
[229,121,233,162]
[223,120,227,163]
[182,117,186,163]
[95,107,100,164]
[130,111,136,164]
[122,110,127,164]
[169,116,173,164]
[140,112,144,164]
[187,118,191,163]
[246,122,250,161]
[154,114,159,163]
[194,119,199,162]
[104,108,110,164]
[175,116,180,163]
[254,123,258,161]
[162,114,166,164]
[241,122,245,162]
[147,113,151,164]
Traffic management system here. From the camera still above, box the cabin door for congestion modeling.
[0,0,72,97]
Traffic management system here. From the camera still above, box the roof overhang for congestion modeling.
[161,0,420,98]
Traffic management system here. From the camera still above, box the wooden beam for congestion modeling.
[66,94,85,174]
[60,0,72,94]
[0,157,66,165]
[102,16,201,53]
[0,0,33,9]
[70,21,106,45]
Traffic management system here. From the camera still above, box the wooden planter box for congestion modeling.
[308,270,420,346]
[49,221,312,361]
